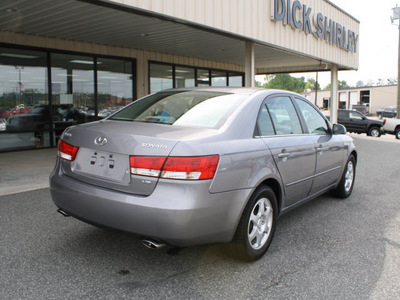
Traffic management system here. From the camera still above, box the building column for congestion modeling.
[136,54,148,99]
[245,41,255,87]
[330,64,339,124]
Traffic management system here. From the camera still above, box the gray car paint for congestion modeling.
[50,87,356,247]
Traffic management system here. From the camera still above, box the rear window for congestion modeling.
[109,91,246,128]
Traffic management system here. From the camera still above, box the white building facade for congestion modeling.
[0,0,360,151]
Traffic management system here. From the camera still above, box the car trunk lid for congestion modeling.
[58,120,214,196]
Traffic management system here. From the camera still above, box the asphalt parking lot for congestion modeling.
[1,134,399,299]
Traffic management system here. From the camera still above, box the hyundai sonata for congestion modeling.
[50,87,356,260]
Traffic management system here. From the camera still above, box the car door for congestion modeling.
[338,110,353,131]
[257,95,316,208]
[347,110,368,133]
[293,98,345,195]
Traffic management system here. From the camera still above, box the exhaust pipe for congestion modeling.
[142,239,167,249]
[57,208,70,217]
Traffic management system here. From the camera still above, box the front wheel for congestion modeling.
[230,186,277,261]
[395,128,400,139]
[368,127,381,137]
[331,154,356,199]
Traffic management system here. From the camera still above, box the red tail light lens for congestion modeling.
[162,156,219,180]
[130,155,219,180]
[383,119,386,126]
[130,156,166,177]
[57,139,79,161]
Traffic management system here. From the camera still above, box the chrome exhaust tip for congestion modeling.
[142,239,167,249]
[57,208,70,217]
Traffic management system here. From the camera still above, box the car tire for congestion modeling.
[395,128,400,140]
[331,154,356,199]
[229,186,277,261]
[368,127,381,137]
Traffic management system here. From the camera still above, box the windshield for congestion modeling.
[109,91,246,128]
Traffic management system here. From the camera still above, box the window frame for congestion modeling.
[292,96,330,135]
[255,93,305,138]
[148,61,244,94]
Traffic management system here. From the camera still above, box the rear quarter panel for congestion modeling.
[383,118,400,132]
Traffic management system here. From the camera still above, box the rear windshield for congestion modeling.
[109,91,246,128]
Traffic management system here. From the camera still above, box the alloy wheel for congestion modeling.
[247,197,273,250]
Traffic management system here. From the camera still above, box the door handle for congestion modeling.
[316,145,324,155]
[278,153,290,158]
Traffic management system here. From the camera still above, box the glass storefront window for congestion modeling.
[175,66,195,88]
[97,57,133,118]
[197,69,210,86]
[211,71,227,86]
[0,48,48,151]
[149,62,244,93]
[150,64,173,93]
[229,72,244,87]
[0,47,135,152]
[51,54,94,141]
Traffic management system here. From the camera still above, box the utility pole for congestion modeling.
[391,4,400,118]
[315,72,319,106]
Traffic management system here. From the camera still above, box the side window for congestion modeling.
[266,96,302,135]
[349,111,363,120]
[294,98,328,134]
[257,105,275,136]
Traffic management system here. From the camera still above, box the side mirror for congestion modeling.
[332,124,347,135]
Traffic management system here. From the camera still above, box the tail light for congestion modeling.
[130,155,219,180]
[57,139,79,161]
[383,119,386,126]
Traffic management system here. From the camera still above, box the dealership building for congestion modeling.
[0,0,359,152]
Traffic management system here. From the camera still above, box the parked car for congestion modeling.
[0,117,6,131]
[376,106,397,119]
[337,109,383,137]
[7,104,87,133]
[383,118,400,139]
[50,87,357,261]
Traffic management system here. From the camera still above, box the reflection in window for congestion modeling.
[150,64,173,93]
[51,54,93,141]
[97,57,133,118]
[229,72,244,87]
[110,91,246,128]
[175,66,195,88]
[266,97,302,135]
[197,69,210,86]
[149,63,244,93]
[294,98,328,134]
[0,48,49,151]
[257,105,275,136]
[211,71,227,86]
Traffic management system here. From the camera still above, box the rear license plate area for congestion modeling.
[71,148,130,184]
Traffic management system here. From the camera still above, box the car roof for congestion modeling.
[160,86,301,97]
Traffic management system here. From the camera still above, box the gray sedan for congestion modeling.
[50,87,356,261]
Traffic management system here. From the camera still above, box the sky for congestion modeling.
[258,0,400,88]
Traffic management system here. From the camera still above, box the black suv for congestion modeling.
[337,109,383,137]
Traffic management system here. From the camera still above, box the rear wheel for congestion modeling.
[332,154,356,199]
[230,186,277,261]
[368,126,381,137]
[395,128,400,139]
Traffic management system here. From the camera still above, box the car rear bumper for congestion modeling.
[49,165,251,247]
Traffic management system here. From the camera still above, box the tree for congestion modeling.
[377,78,385,86]
[305,78,320,91]
[324,80,351,90]
[262,74,306,93]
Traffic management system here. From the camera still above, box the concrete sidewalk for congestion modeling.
[0,148,57,196]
